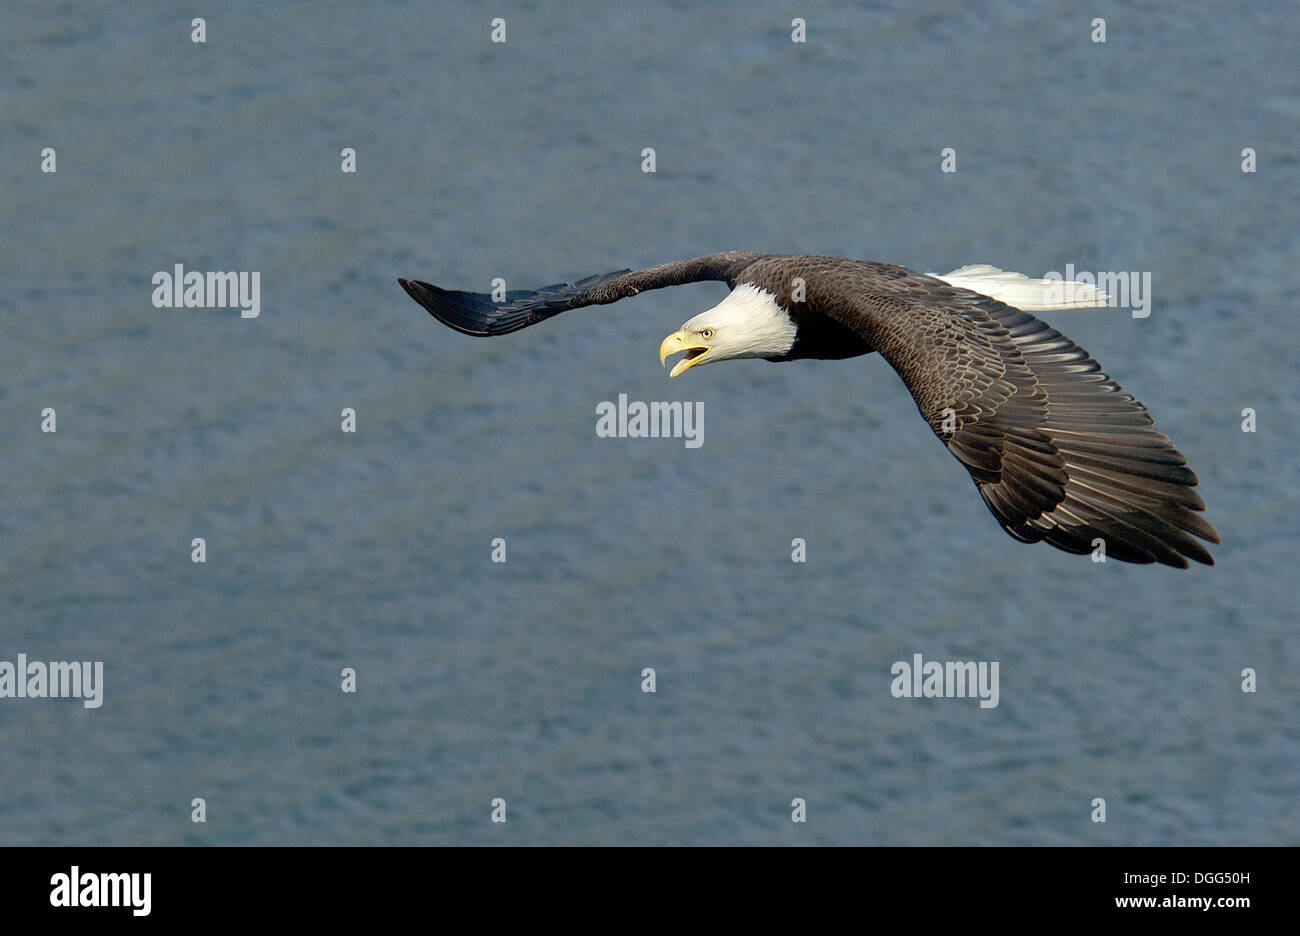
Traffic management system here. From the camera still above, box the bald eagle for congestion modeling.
[399,252,1219,568]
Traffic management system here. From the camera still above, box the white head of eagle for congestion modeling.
[659,283,798,377]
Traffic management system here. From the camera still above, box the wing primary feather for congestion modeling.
[399,251,767,337]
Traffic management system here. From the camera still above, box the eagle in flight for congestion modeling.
[399,252,1218,568]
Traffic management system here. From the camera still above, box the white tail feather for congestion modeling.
[934,264,1109,311]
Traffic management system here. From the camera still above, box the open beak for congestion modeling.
[659,331,711,378]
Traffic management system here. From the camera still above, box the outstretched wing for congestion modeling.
[399,251,766,336]
[799,261,1220,568]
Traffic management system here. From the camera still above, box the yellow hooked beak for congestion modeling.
[659,331,712,378]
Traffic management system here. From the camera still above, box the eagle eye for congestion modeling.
[700,328,715,339]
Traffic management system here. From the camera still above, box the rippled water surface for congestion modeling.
[2,1,1297,844]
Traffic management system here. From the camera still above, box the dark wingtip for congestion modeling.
[398,277,509,337]
[397,277,424,302]
[398,277,444,315]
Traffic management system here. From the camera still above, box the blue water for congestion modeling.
[2,1,1297,844]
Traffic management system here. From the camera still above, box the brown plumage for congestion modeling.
[399,253,1219,568]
